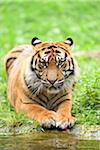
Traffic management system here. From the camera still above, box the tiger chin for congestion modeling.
[5,37,79,130]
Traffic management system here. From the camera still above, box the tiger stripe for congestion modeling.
[5,38,79,129]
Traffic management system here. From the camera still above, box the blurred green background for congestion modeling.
[0,0,100,52]
[0,0,100,129]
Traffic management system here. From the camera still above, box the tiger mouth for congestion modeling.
[41,80,64,93]
[49,86,57,90]
[47,86,60,94]
[43,82,63,88]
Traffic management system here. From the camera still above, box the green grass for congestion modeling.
[73,57,100,125]
[0,0,100,130]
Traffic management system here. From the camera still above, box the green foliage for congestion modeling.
[0,0,100,128]
[73,58,100,125]
[0,0,100,52]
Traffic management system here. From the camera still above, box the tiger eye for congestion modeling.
[38,64,43,69]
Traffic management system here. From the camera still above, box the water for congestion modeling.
[0,131,99,150]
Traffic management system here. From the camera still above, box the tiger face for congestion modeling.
[28,37,78,94]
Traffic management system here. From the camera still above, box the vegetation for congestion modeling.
[73,57,100,125]
[0,0,100,131]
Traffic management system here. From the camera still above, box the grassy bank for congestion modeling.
[0,0,100,130]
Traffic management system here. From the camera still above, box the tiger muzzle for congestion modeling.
[47,79,57,85]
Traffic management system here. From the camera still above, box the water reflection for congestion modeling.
[0,131,99,150]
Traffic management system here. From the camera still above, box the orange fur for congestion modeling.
[5,39,79,129]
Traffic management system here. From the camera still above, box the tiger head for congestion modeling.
[28,37,79,94]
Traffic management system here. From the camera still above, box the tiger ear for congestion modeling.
[31,37,42,46]
[64,38,73,46]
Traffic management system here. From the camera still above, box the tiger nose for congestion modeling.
[48,79,57,85]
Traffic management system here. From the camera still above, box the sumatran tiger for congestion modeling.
[5,37,79,129]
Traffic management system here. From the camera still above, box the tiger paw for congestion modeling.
[56,114,75,130]
[37,111,56,128]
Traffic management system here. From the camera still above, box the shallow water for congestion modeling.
[0,131,100,150]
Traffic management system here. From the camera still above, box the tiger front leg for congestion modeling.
[16,100,56,128]
[56,100,75,130]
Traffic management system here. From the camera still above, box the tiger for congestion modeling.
[5,37,79,129]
